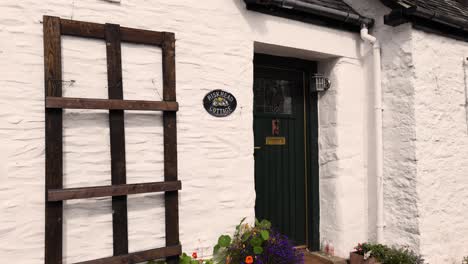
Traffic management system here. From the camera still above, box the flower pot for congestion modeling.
[349,252,381,264]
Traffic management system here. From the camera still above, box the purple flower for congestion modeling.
[257,231,304,264]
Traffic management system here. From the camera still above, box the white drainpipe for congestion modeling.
[360,25,384,243]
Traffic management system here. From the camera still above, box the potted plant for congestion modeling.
[212,218,304,264]
[350,243,425,264]
[350,243,383,264]
[147,218,303,264]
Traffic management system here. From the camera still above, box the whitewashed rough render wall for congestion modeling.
[348,1,468,262]
[0,1,255,262]
[318,57,369,257]
[346,0,421,250]
[412,30,468,264]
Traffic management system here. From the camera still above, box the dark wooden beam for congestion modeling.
[60,18,164,46]
[120,27,165,46]
[60,18,104,39]
[44,15,63,264]
[48,181,182,201]
[162,32,180,264]
[43,16,181,264]
[105,23,129,257]
[46,97,178,111]
[73,245,182,264]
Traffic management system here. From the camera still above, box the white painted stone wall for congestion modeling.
[318,57,369,257]
[0,0,373,262]
[348,1,468,263]
[347,0,422,251]
[4,0,467,263]
[412,30,468,264]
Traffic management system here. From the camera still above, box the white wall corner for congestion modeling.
[317,57,369,258]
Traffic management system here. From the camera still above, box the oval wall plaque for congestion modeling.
[203,89,237,117]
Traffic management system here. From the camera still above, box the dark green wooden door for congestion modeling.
[254,59,308,245]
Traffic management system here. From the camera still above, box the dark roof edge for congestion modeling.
[382,1,468,42]
[244,0,374,30]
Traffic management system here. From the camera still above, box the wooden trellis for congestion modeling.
[43,16,181,264]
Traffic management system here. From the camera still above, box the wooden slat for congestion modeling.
[105,23,129,257]
[162,32,180,264]
[46,16,181,264]
[48,181,182,201]
[46,97,178,111]
[121,27,164,46]
[73,245,182,264]
[162,33,177,102]
[60,18,164,46]
[44,15,63,264]
[60,18,104,39]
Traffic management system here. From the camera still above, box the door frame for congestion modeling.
[253,53,320,251]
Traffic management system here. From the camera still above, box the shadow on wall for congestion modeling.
[232,0,361,38]
[232,0,269,35]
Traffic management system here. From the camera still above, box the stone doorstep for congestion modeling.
[304,251,348,264]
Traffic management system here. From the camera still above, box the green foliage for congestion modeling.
[384,247,425,264]
[260,230,270,240]
[354,242,425,264]
[147,218,278,264]
[218,235,232,248]
[355,243,388,261]
[212,218,272,263]
[180,253,197,264]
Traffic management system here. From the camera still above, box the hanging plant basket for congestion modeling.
[349,252,382,264]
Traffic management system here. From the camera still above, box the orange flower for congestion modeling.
[192,252,198,259]
[245,255,254,264]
